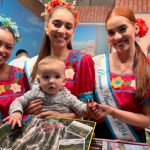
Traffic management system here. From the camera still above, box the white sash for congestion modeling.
[93,54,139,142]
[24,55,38,89]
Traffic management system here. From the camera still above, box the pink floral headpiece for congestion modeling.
[135,18,149,38]
[41,0,79,25]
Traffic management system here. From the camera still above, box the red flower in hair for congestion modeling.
[66,3,72,9]
[50,0,60,7]
[43,0,79,25]
[45,5,51,13]
[136,18,149,38]
[74,11,78,18]
[74,11,79,24]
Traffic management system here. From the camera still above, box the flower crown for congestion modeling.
[0,16,21,43]
[136,18,149,38]
[41,0,79,25]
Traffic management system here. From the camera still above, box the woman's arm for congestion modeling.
[25,100,79,119]
[110,105,150,128]
[89,102,150,128]
[36,111,79,119]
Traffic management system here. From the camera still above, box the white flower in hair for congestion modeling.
[0,15,21,43]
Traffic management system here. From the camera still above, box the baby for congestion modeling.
[4,56,92,129]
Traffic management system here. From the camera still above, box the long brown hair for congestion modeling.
[30,7,73,83]
[106,6,150,102]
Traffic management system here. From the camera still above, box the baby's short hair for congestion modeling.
[38,56,65,72]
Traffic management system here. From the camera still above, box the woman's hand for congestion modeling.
[93,103,113,117]
[36,111,62,118]
[25,99,43,115]
[89,102,150,128]
[87,102,113,121]
[36,111,79,119]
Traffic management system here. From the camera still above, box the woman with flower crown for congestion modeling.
[0,16,30,121]
[24,0,95,118]
[88,6,150,143]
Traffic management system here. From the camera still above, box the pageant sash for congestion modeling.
[93,54,139,142]
[24,55,38,88]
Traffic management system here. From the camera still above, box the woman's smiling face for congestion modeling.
[106,15,136,54]
[45,8,75,49]
[0,28,14,66]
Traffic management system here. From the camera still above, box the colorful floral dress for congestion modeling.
[95,72,150,142]
[65,50,95,101]
[0,66,30,119]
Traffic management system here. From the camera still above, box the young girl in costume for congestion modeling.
[0,16,30,120]
[90,6,150,143]
[24,0,95,117]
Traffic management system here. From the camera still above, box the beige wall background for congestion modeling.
[135,13,150,55]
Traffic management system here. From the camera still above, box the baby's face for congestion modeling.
[38,63,65,94]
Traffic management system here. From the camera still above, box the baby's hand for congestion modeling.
[3,112,22,129]
[88,101,108,121]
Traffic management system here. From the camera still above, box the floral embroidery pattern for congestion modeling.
[111,75,136,89]
[65,68,75,79]
[111,76,124,88]
[15,71,24,79]
[70,53,81,63]
[66,50,82,71]
[10,83,21,93]
[0,71,24,94]
[130,80,136,88]
[0,85,5,94]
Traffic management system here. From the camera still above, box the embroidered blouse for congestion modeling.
[0,67,30,119]
[65,50,95,101]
